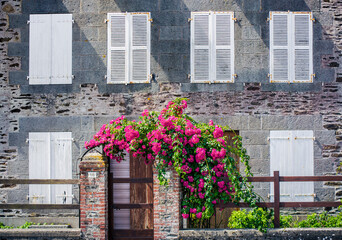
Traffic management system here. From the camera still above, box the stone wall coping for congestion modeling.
[179,228,342,239]
[0,228,81,237]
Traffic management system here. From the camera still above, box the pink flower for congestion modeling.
[209,120,214,126]
[195,148,206,162]
[141,109,149,117]
[188,176,194,182]
[196,212,202,219]
[182,213,189,219]
[213,126,223,138]
[218,181,225,189]
[212,200,217,204]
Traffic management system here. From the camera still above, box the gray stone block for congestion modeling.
[9,14,29,29]
[181,83,244,92]
[81,0,99,13]
[113,0,159,12]
[73,71,104,83]
[98,27,106,42]
[158,40,189,54]
[19,116,82,132]
[314,40,334,55]
[9,132,27,147]
[242,25,261,40]
[160,0,186,11]
[22,0,69,13]
[160,26,184,40]
[245,145,262,159]
[261,82,322,92]
[61,0,81,12]
[315,69,335,83]
[7,43,28,56]
[80,26,99,41]
[20,85,78,94]
[9,71,28,85]
[262,116,288,130]
[314,158,336,175]
[73,13,106,27]
[72,26,81,42]
[243,0,261,11]
[287,115,322,130]
[315,130,336,145]
[240,130,268,145]
[315,187,335,202]
[159,54,183,70]
[81,116,94,132]
[248,116,262,130]
[153,11,189,26]
[235,69,269,83]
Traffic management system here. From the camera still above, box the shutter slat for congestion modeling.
[111,50,126,82]
[111,15,126,48]
[132,15,147,47]
[194,49,209,80]
[273,15,288,46]
[29,133,50,203]
[50,132,72,204]
[216,14,230,46]
[295,49,310,80]
[194,14,209,46]
[51,14,72,84]
[29,15,51,84]
[132,49,147,82]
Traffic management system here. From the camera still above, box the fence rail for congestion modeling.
[221,171,342,228]
[0,178,80,210]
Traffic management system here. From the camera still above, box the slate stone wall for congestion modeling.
[0,0,341,221]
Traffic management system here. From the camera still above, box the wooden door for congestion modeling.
[109,153,153,240]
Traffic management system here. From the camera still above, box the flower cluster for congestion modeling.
[85,98,256,226]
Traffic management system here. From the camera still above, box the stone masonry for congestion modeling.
[0,0,340,237]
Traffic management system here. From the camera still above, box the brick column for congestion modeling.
[80,152,108,240]
[153,168,180,240]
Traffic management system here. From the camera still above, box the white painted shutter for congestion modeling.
[107,13,127,84]
[270,13,289,82]
[29,132,50,203]
[51,14,72,84]
[112,153,130,229]
[270,131,292,202]
[293,13,312,82]
[270,131,314,202]
[131,13,150,83]
[292,130,314,201]
[214,13,234,82]
[191,13,210,82]
[29,15,52,85]
[50,132,72,204]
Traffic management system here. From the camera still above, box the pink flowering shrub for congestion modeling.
[85,98,257,228]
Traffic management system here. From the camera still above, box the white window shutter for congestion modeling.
[107,13,127,84]
[131,13,150,83]
[51,14,72,84]
[29,15,52,85]
[269,131,292,202]
[292,130,314,201]
[214,13,234,82]
[50,132,72,204]
[112,153,130,229]
[29,132,51,203]
[270,13,289,82]
[293,13,312,82]
[191,13,210,82]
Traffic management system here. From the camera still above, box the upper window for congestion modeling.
[107,13,151,84]
[29,14,73,85]
[269,12,313,83]
[28,132,73,204]
[269,130,314,202]
[190,12,235,83]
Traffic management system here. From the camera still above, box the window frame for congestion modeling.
[269,11,314,83]
[190,11,235,83]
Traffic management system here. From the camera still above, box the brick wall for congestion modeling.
[79,152,108,240]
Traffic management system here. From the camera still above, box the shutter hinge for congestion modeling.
[26,76,29,80]
[310,73,315,81]
[149,74,153,79]
[187,74,191,79]
[232,17,237,22]
[266,17,271,21]
[311,17,315,22]
[104,19,109,23]
[188,18,193,22]
[232,74,237,78]
[148,18,153,22]
[104,75,107,79]
[267,73,272,78]
[72,19,74,23]
[27,20,30,24]
[72,75,75,79]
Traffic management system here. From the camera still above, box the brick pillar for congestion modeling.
[80,152,108,240]
[153,168,180,240]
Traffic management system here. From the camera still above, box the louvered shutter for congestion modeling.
[270,131,292,202]
[112,153,130,229]
[292,130,314,201]
[131,13,150,83]
[270,13,289,82]
[51,14,72,84]
[107,13,127,84]
[214,13,234,82]
[29,15,52,84]
[191,13,210,82]
[50,132,72,204]
[29,132,51,203]
[294,14,312,82]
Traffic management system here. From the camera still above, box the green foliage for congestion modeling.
[0,221,34,229]
[228,208,342,232]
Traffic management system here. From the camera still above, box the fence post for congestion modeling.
[79,152,108,240]
[273,171,280,228]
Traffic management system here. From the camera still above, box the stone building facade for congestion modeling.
[0,0,341,236]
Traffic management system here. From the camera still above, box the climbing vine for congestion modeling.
[85,98,258,227]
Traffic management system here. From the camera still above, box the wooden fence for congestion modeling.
[220,171,342,228]
[0,179,80,210]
